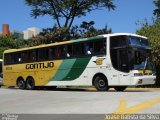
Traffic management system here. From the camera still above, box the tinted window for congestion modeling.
[84,42,93,55]
[0,61,2,73]
[4,54,12,65]
[38,48,49,61]
[94,40,106,54]
[110,36,128,48]
[28,50,37,62]
[72,43,85,56]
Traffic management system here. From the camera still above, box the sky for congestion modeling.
[0,0,156,33]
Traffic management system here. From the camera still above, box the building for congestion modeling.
[0,24,40,40]
[2,24,10,36]
[23,27,40,40]
[12,30,24,40]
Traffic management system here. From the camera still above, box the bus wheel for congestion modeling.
[26,77,35,90]
[114,86,127,91]
[17,78,26,89]
[94,75,109,91]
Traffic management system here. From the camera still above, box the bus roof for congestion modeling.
[4,33,147,53]
[100,33,147,39]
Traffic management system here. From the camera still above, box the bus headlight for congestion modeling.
[134,73,143,76]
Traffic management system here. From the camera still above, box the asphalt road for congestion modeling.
[0,87,160,120]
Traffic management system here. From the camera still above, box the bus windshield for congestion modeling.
[129,36,150,48]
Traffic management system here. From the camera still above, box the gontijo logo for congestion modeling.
[26,62,54,69]
[93,58,105,65]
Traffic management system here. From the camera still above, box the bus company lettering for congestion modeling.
[26,62,54,69]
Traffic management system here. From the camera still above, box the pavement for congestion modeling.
[0,87,160,120]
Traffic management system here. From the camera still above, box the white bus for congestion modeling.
[3,33,156,91]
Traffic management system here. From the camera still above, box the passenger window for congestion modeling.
[13,52,21,64]
[67,45,73,57]
[4,54,12,65]
[28,50,37,62]
[72,43,85,56]
[21,51,28,63]
[94,41,106,54]
[49,47,55,60]
[93,40,106,54]
[85,42,93,55]
[38,48,49,61]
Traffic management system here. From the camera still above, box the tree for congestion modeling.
[25,0,115,32]
[0,35,26,58]
[136,19,160,87]
[28,21,112,46]
[153,0,160,18]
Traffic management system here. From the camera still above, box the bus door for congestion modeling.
[117,49,131,85]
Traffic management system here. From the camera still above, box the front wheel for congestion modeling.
[26,77,35,90]
[94,76,109,91]
[114,86,127,91]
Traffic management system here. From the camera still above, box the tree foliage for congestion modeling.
[25,0,115,31]
[27,21,112,46]
[153,0,160,18]
[0,35,26,58]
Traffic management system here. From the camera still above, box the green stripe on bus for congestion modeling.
[63,57,91,80]
[51,59,76,81]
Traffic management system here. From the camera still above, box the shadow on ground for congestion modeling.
[3,86,151,92]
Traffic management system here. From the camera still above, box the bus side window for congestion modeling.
[28,50,37,62]
[49,47,55,60]
[57,46,65,59]
[72,43,85,56]
[21,52,28,63]
[4,54,12,65]
[38,48,49,61]
[54,47,60,59]
[67,45,73,57]
[93,40,106,55]
[12,52,21,64]
[85,42,93,55]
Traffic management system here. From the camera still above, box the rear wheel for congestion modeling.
[94,75,109,91]
[114,86,127,91]
[17,78,26,89]
[26,77,35,90]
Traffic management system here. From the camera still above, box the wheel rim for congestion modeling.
[98,79,106,88]
[18,80,24,88]
[27,78,34,89]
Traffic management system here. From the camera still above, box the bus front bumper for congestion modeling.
[131,75,156,85]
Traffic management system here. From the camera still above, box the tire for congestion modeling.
[114,86,127,91]
[26,77,35,90]
[17,78,26,89]
[94,75,109,91]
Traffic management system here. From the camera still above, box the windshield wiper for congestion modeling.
[143,57,149,73]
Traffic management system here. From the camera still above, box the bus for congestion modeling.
[3,33,156,91]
